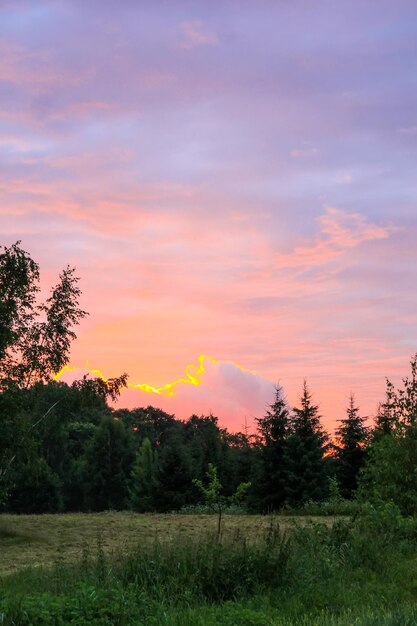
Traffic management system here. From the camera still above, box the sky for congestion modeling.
[1,0,417,433]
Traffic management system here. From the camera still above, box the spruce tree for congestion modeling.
[285,381,328,507]
[335,394,368,498]
[154,435,192,512]
[372,381,397,441]
[256,385,290,511]
[84,416,134,511]
[129,437,157,512]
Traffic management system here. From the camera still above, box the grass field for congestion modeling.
[0,512,334,576]
[1,509,417,625]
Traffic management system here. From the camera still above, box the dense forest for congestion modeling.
[1,242,416,516]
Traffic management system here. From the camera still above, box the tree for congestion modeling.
[0,241,87,389]
[223,430,255,502]
[130,438,158,512]
[358,424,417,515]
[0,393,35,510]
[358,354,417,514]
[334,395,368,498]
[72,373,129,405]
[193,463,251,538]
[84,416,134,511]
[0,241,39,362]
[117,406,178,447]
[183,414,227,488]
[31,376,128,511]
[386,353,417,426]
[7,456,61,514]
[285,381,328,507]
[372,401,395,441]
[256,385,290,511]
[154,433,193,512]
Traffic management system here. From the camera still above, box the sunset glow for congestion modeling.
[53,354,256,397]
[2,1,417,432]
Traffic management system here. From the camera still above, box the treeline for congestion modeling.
[1,241,417,516]
[0,367,406,515]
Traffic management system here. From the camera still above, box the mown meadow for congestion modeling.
[2,506,417,625]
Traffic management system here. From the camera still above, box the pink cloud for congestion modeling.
[290,147,318,158]
[180,20,219,49]
[274,207,398,271]
[0,40,89,91]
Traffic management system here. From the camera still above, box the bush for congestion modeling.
[179,503,247,515]
[281,498,360,517]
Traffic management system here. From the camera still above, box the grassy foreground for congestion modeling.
[0,512,333,577]
[1,507,417,625]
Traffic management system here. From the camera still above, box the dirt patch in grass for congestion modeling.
[0,513,338,577]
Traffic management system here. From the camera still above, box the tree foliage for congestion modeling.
[0,241,39,361]
[84,416,134,511]
[0,241,87,389]
[193,463,251,536]
[129,437,157,512]
[359,354,417,515]
[256,385,290,511]
[285,381,329,507]
[334,395,368,498]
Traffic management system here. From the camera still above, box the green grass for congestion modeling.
[1,505,417,625]
[0,512,335,577]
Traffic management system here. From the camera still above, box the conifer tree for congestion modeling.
[373,402,394,439]
[154,435,193,512]
[84,416,134,511]
[285,381,328,507]
[335,394,368,498]
[256,385,290,511]
[372,380,399,441]
[129,437,157,512]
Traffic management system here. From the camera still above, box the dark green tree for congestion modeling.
[129,437,157,512]
[391,353,417,425]
[84,416,134,511]
[183,414,227,488]
[117,406,178,447]
[154,434,192,512]
[223,430,255,500]
[285,381,328,507]
[7,455,61,514]
[256,385,290,511]
[372,401,395,441]
[358,354,417,515]
[334,395,368,498]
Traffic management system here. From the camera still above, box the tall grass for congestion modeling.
[2,505,417,625]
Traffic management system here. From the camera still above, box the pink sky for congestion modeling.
[2,1,417,432]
